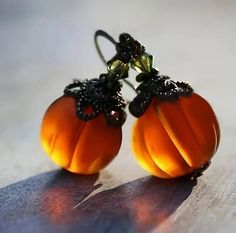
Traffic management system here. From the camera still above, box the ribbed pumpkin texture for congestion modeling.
[132,93,220,178]
[40,96,122,174]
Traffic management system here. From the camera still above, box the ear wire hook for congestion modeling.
[94,30,117,66]
[94,30,137,94]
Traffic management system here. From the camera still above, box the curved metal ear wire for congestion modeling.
[94,30,193,118]
[94,30,137,93]
[94,30,117,66]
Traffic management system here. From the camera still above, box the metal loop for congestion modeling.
[94,30,137,94]
[94,30,117,66]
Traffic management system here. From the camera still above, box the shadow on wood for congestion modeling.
[0,170,196,233]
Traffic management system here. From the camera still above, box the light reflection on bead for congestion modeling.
[132,93,220,178]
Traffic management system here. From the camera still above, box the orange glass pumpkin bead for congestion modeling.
[132,93,220,178]
[40,77,126,174]
[94,30,220,178]
[40,96,122,174]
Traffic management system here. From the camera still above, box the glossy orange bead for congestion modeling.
[40,96,122,174]
[132,93,220,178]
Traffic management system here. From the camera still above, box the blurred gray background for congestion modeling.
[0,0,235,189]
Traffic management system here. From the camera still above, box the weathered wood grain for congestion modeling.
[0,168,235,233]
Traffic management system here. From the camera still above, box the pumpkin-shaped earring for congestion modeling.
[94,30,220,178]
[40,72,126,174]
[127,43,220,179]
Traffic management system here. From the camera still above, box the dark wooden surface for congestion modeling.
[0,170,195,233]
[0,0,236,232]
[0,169,235,233]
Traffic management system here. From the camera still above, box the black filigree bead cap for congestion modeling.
[129,73,194,118]
[129,93,152,118]
[64,76,126,127]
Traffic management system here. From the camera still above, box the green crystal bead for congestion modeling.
[131,52,153,73]
[107,60,129,79]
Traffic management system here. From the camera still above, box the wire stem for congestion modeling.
[94,30,137,94]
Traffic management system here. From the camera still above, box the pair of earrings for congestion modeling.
[40,30,220,179]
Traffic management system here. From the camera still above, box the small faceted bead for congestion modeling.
[132,93,220,178]
[40,96,122,174]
